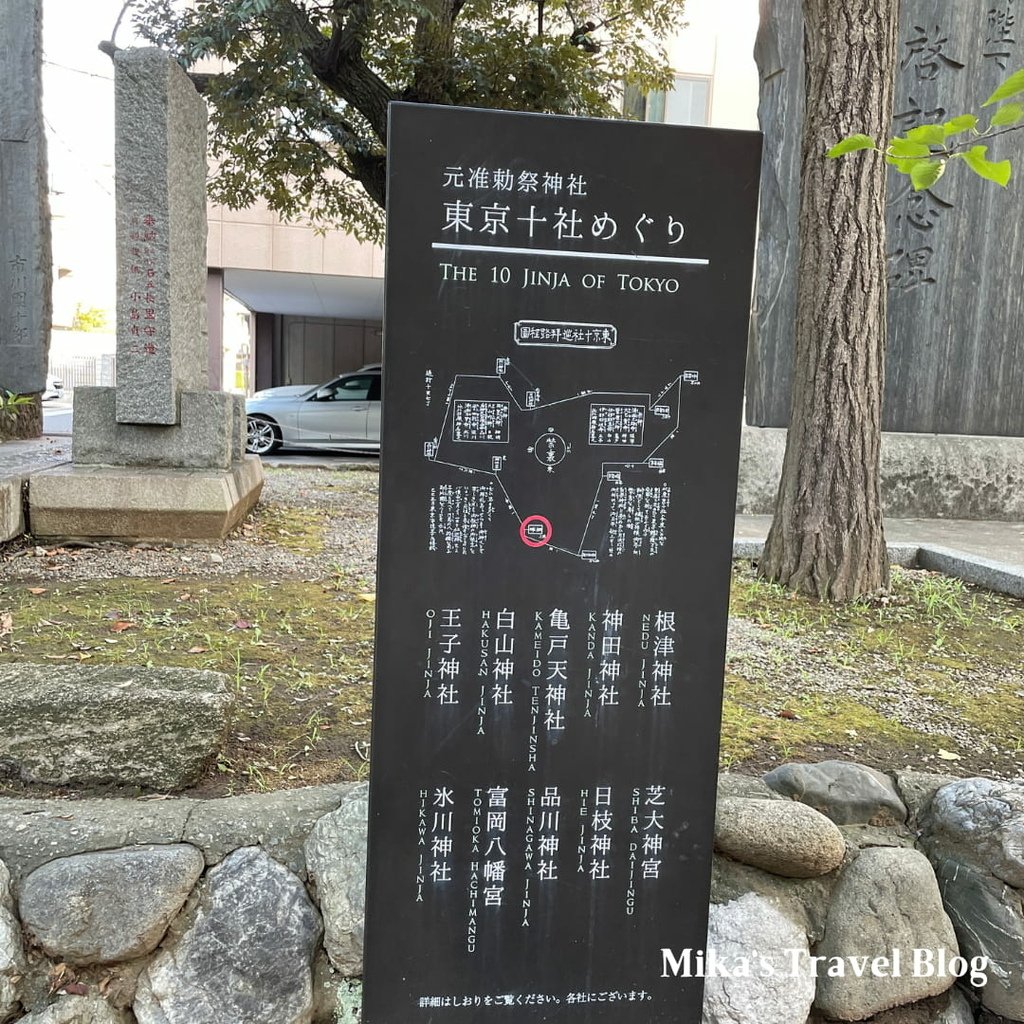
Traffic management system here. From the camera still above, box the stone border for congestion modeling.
[733,538,1024,600]
[738,425,1024,522]
[1,766,1023,1022]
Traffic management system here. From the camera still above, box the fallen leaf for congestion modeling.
[777,709,799,720]
[187,645,209,654]
[27,587,47,595]
[0,613,11,637]
[233,619,251,630]
[357,593,376,603]
[937,748,962,761]
[62,982,88,996]
[161,577,179,585]
[110,621,136,633]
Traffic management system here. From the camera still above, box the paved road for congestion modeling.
[41,396,72,435]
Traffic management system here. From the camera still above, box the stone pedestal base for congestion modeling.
[0,474,25,543]
[27,457,263,541]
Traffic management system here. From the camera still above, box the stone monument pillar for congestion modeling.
[28,49,263,540]
[0,0,51,399]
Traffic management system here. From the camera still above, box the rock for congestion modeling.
[715,797,846,878]
[859,987,976,1023]
[815,848,959,1020]
[894,771,961,827]
[0,664,233,791]
[0,796,193,884]
[0,475,24,545]
[763,761,908,827]
[335,979,362,1023]
[311,953,340,1024]
[311,953,360,1024]
[134,846,321,1024]
[700,893,816,1024]
[0,783,353,885]
[304,783,367,975]
[16,995,132,1023]
[0,861,23,1023]
[19,845,203,965]
[183,783,352,878]
[933,854,1024,1021]
[927,778,1024,889]
[838,824,918,851]
[717,773,782,802]
[711,853,838,944]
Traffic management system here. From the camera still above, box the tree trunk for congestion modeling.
[759,0,898,602]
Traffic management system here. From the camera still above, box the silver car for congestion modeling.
[245,368,381,455]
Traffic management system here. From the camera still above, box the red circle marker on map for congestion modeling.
[520,515,553,548]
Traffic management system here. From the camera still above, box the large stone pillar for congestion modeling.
[0,0,51,398]
[28,49,263,540]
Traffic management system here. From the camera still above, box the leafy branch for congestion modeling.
[827,66,1024,191]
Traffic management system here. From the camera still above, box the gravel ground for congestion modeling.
[0,465,380,588]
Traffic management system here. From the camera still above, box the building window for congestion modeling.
[623,74,712,127]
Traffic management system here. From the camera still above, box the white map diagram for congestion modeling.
[424,361,701,560]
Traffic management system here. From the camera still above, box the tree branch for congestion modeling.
[405,0,456,105]
[289,0,396,144]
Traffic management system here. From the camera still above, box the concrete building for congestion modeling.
[205,0,759,393]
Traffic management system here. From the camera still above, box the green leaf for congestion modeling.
[826,133,877,158]
[905,123,946,145]
[885,156,928,175]
[960,145,1012,186]
[983,67,1024,106]
[910,159,946,191]
[888,137,933,159]
[943,114,979,136]
[991,101,1024,126]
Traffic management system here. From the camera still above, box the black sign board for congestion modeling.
[364,103,762,1023]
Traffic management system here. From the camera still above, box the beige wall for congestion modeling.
[207,196,385,278]
[667,0,759,130]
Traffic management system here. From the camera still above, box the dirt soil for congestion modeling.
[1,462,1022,799]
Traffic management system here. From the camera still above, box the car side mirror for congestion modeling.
[315,387,332,400]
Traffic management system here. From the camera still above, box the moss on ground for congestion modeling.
[1,555,1020,797]
[723,563,1024,778]
[242,500,332,554]
[0,576,375,797]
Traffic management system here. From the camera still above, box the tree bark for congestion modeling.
[759,0,898,602]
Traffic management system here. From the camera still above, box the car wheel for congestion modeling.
[246,416,281,455]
